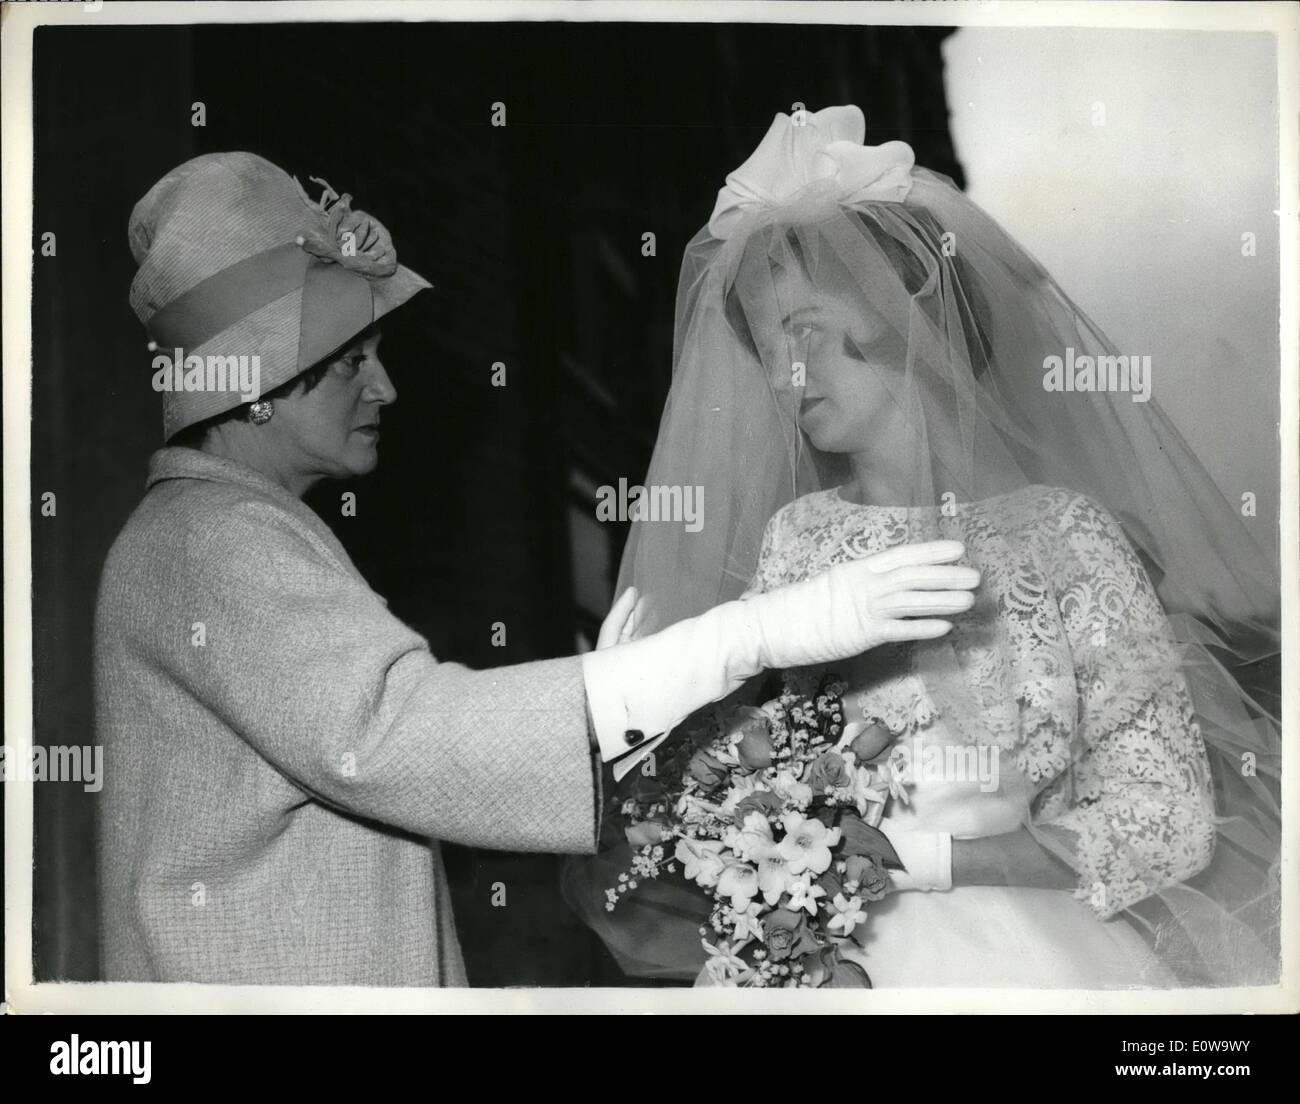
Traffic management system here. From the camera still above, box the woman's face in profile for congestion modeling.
[273,331,395,481]
[771,267,912,456]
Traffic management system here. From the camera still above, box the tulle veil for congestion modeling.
[564,106,1282,987]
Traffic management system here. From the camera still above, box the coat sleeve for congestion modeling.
[1033,493,1215,918]
[157,498,600,854]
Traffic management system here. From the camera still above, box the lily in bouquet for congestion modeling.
[606,672,911,988]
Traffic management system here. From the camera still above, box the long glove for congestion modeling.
[878,815,953,892]
[582,539,977,775]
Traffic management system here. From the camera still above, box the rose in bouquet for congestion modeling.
[605,672,911,987]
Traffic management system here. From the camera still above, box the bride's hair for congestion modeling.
[722,205,994,384]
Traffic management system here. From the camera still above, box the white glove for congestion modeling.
[583,540,978,775]
[736,539,978,669]
[879,815,953,892]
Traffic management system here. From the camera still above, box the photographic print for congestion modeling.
[3,0,1295,1021]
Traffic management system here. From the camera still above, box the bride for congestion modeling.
[567,106,1281,988]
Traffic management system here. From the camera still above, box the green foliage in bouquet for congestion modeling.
[604,672,910,988]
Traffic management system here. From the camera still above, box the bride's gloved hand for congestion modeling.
[879,815,953,892]
[583,540,978,774]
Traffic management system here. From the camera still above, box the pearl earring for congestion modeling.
[247,400,274,425]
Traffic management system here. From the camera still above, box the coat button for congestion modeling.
[625,728,646,747]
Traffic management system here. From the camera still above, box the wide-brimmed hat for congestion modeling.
[129,151,430,439]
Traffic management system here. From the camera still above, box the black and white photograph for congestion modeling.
[2,0,1296,1030]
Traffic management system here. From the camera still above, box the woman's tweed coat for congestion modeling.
[95,447,600,985]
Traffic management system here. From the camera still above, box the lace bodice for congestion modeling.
[743,484,1216,918]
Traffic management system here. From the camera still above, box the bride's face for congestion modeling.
[774,269,913,455]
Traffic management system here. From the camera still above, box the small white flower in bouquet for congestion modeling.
[606,672,911,988]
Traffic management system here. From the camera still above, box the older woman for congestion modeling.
[94,151,979,986]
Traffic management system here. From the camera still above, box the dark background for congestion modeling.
[28,20,962,984]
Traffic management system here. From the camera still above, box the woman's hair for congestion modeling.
[168,358,333,448]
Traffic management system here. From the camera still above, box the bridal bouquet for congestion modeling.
[606,672,910,988]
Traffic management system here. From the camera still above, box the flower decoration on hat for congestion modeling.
[294,175,398,278]
[708,104,915,240]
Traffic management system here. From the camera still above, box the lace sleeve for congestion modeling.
[740,506,790,598]
[1034,494,1215,919]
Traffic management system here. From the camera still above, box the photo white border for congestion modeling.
[4,0,1297,1015]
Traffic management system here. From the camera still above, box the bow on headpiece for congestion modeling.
[708,105,915,240]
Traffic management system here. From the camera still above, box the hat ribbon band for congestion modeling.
[145,242,376,371]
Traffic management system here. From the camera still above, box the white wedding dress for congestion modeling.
[835,719,1173,988]
[740,484,1217,988]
